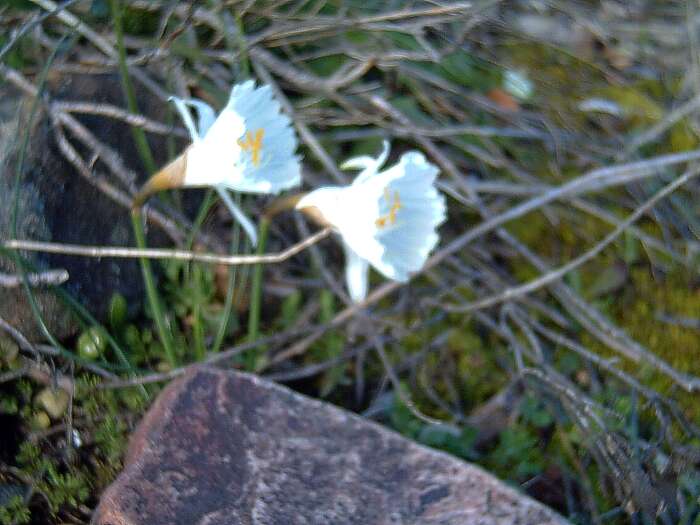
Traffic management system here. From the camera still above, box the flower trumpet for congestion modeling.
[296,142,446,302]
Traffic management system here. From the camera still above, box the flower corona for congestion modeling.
[133,80,301,245]
[296,141,446,302]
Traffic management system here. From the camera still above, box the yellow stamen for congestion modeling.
[375,188,402,228]
[388,190,401,224]
[237,128,265,166]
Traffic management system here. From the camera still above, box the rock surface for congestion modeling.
[0,75,171,340]
[94,367,568,525]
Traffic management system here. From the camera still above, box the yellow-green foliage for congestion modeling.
[0,369,152,522]
[506,209,619,283]
[593,85,663,124]
[503,196,700,424]
[451,325,506,407]
[609,267,700,419]
[669,121,699,152]
[502,40,606,127]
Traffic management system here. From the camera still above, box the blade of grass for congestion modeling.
[246,219,269,344]
[111,0,176,366]
[192,301,205,361]
[218,9,251,79]
[131,210,176,367]
[211,206,243,355]
[213,11,251,352]
[234,12,250,78]
[8,38,72,356]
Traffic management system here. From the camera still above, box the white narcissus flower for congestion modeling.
[296,142,446,302]
[135,80,301,245]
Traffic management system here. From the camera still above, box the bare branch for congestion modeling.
[442,167,700,315]
[3,227,333,266]
[52,101,188,138]
[0,269,69,288]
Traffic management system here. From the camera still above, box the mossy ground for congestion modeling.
[2,2,700,524]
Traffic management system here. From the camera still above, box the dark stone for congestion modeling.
[94,367,568,525]
[0,74,172,341]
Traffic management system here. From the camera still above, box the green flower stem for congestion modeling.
[111,0,175,367]
[211,220,242,354]
[183,189,216,284]
[244,194,307,345]
[247,219,269,343]
[131,210,176,367]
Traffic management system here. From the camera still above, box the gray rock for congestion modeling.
[94,367,568,525]
[0,75,170,341]
[1,84,74,340]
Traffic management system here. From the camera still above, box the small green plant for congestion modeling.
[389,395,478,462]
[15,442,89,516]
[0,495,30,525]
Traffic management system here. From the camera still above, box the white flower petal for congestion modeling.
[169,96,200,141]
[503,69,533,101]
[340,155,376,171]
[179,81,301,194]
[182,98,217,136]
[295,186,336,213]
[184,106,245,187]
[224,81,301,194]
[215,185,258,247]
[578,98,623,116]
[371,152,446,279]
[346,140,391,186]
[297,145,445,302]
[343,241,370,302]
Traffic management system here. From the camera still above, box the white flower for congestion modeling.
[71,429,82,448]
[503,69,533,101]
[136,80,302,245]
[296,142,446,302]
[173,80,301,193]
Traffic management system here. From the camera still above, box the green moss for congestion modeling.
[121,5,159,35]
[505,185,700,422]
[0,369,152,521]
[607,267,700,419]
[593,85,663,124]
[501,40,604,127]
[0,495,30,525]
[450,326,507,406]
[669,121,699,152]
